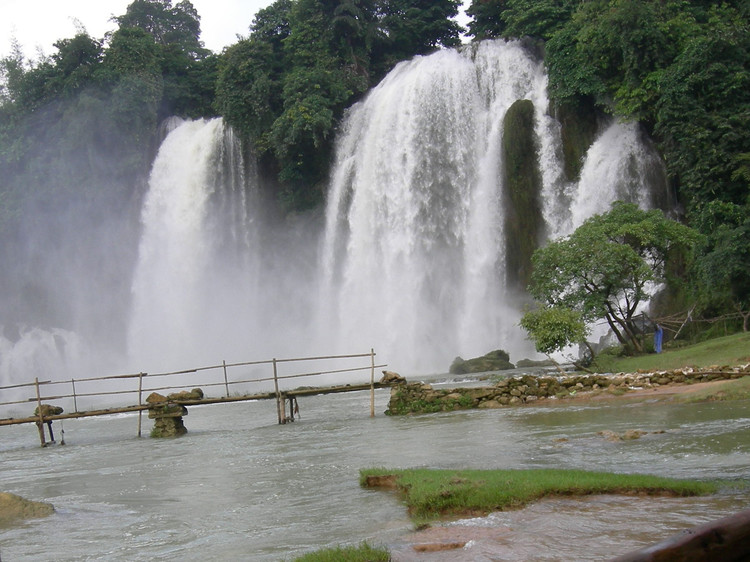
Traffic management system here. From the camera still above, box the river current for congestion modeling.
[1,381,749,561]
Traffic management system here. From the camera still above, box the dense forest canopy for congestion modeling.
[0,0,748,329]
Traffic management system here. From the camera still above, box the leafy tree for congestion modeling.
[466,0,508,40]
[378,0,463,63]
[692,201,750,331]
[466,0,574,42]
[520,306,589,359]
[654,25,750,212]
[113,0,208,59]
[527,202,700,353]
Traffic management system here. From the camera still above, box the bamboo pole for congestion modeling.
[35,377,46,447]
[223,360,229,397]
[370,348,375,418]
[273,359,284,424]
[137,372,144,437]
[71,379,78,412]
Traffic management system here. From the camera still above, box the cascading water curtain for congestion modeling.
[320,40,667,373]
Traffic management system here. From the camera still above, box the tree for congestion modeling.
[520,306,590,362]
[378,0,463,63]
[466,0,508,40]
[692,201,750,331]
[527,202,700,353]
[113,0,208,59]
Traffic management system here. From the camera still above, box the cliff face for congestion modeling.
[502,99,544,292]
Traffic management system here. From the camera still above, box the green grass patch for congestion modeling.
[290,541,390,562]
[592,332,750,374]
[361,468,721,524]
[675,375,750,403]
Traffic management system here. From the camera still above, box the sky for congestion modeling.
[3,0,471,61]
[2,0,277,59]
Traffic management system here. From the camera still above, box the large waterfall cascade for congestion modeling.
[320,40,666,371]
[0,40,669,392]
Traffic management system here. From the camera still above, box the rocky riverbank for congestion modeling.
[385,364,750,415]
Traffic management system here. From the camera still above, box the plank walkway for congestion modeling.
[0,350,392,445]
[0,381,393,427]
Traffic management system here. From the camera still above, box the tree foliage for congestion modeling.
[527,202,700,353]
[215,0,463,211]
[691,201,750,330]
[520,306,588,357]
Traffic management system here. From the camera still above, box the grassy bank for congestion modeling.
[361,468,720,524]
[592,332,750,374]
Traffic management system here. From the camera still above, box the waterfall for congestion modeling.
[320,39,667,373]
[127,118,261,371]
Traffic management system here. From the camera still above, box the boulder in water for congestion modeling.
[449,350,515,374]
[0,492,54,523]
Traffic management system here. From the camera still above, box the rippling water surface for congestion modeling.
[2,388,749,561]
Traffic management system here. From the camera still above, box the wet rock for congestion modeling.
[167,388,204,401]
[380,370,405,384]
[622,429,647,440]
[33,404,63,416]
[146,392,168,404]
[0,492,54,523]
[598,430,622,442]
[449,350,515,374]
[413,542,467,552]
[150,417,187,438]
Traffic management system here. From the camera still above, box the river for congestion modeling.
[1,382,749,561]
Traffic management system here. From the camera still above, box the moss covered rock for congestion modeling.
[502,99,544,290]
[449,350,515,374]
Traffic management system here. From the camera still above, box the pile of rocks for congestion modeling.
[386,364,750,415]
[146,388,204,438]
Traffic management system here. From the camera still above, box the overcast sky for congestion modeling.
[3,0,471,61]
[2,0,276,60]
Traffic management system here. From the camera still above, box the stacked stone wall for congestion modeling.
[386,365,750,415]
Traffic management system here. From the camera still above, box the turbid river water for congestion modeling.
[1,379,749,561]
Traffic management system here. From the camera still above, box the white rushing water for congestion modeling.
[320,39,666,373]
[127,118,257,371]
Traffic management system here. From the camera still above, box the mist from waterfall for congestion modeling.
[1,39,669,390]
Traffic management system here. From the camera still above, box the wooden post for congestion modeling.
[35,377,46,447]
[273,358,284,424]
[71,378,78,412]
[137,372,144,437]
[223,360,230,397]
[370,348,375,418]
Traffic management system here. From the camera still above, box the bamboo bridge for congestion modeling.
[0,350,393,446]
